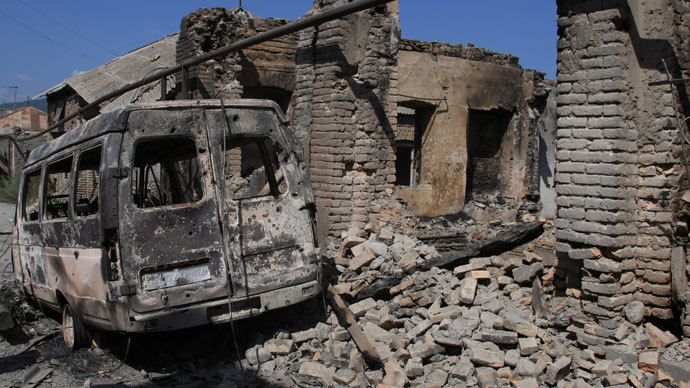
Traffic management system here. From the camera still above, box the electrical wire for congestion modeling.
[0,9,101,64]
[17,0,120,57]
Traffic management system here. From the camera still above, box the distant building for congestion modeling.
[0,106,48,131]
[36,33,178,133]
[0,106,50,179]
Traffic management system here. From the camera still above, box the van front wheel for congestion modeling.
[62,303,90,350]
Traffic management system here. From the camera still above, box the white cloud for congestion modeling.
[17,74,32,81]
[71,69,85,77]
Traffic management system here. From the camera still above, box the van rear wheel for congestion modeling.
[62,303,90,350]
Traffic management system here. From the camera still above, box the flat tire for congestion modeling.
[62,303,90,350]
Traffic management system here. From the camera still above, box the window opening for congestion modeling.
[44,156,73,220]
[224,137,286,200]
[132,137,203,208]
[22,169,41,221]
[74,146,102,217]
[466,108,513,201]
[395,104,434,186]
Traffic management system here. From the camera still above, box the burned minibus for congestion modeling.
[12,100,322,349]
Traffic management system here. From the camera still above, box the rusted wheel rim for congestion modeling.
[62,306,75,349]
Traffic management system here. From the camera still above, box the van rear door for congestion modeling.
[118,109,228,313]
[206,108,319,298]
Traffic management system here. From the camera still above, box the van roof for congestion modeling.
[25,99,288,168]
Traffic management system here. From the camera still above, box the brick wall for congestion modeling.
[671,0,690,338]
[555,0,690,341]
[176,8,297,102]
[400,38,521,68]
[295,0,400,236]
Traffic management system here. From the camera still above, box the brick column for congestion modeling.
[555,1,684,344]
[295,0,400,237]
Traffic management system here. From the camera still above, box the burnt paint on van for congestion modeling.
[13,100,321,335]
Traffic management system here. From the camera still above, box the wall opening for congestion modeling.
[466,107,513,201]
[242,86,292,114]
[395,102,435,187]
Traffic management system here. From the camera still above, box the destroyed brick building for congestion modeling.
[27,0,690,338]
[176,4,551,233]
[175,0,690,343]
[6,0,690,386]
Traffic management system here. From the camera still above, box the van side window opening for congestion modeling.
[224,137,286,200]
[22,169,41,221]
[44,156,73,220]
[132,137,203,208]
[74,146,102,217]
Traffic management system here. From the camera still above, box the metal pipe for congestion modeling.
[14,0,394,142]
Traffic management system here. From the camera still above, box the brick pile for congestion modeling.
[236,227,689,388]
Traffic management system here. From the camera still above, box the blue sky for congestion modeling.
[0,1,557,105]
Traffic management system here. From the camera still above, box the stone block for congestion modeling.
[480,330,518,345]
[334,368,357,385]
[519,337,539,356]
[299,362,336,386]
[404,357,424,378]
[292,328,318,343]
[407,319,432,339]
[543,356,571,385]
[476,367,498,388]
[512,263,544,284]
[408,341,444,359]
[349,247,376,271]
[263,339,295,355]
[591,359,614,376]
[425,368,448,387]
[516,358,537,376]
[582,257,621,273]
[398,250,418,271]
[245,346,271,365]
[502,314,538,337]
[504,349,519,367]
[350,297,377,318]
[450,357,475,380]
[638,351,659,373]
[459,277,478,304]
[644,322,678,347]
[469,348,504,368]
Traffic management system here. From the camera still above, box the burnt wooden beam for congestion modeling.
[326,284,382,369]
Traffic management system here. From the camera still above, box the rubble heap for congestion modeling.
[237,224,689,388]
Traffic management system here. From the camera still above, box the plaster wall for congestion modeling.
[396,49,537,217]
